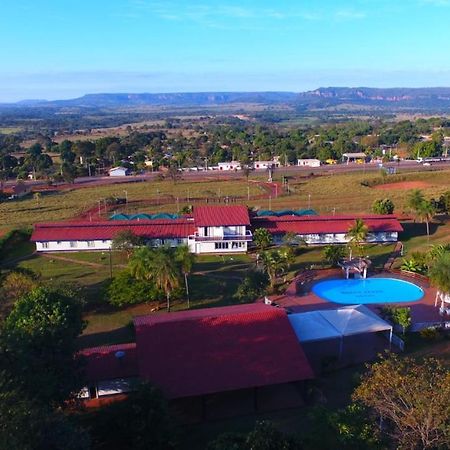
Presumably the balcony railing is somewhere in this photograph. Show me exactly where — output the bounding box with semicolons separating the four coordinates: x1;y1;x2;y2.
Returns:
188;230;253;242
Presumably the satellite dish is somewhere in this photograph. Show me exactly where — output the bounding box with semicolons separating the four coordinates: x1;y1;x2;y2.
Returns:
115;350;126;359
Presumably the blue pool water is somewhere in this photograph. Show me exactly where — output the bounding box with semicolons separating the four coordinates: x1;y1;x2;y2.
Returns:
312;278;424;304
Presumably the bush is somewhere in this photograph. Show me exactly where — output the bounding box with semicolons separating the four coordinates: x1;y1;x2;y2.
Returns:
419;327;441;341
108;270;162;307
381;306;411;334
372;198;395;215
233;271;269;302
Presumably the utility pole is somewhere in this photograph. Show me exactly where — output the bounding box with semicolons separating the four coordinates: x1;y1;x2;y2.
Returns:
308;193;311;209
109;248;113;280
123;190;128;204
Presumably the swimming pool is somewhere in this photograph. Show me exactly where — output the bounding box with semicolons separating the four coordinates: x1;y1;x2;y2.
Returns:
312;278;424;305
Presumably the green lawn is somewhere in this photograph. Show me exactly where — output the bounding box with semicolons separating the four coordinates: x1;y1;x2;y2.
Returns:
5;241;397;348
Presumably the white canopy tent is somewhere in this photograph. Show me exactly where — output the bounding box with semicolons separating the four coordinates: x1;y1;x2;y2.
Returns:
288;305;393;359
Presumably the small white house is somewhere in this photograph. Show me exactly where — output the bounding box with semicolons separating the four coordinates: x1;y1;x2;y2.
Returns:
253;160;281;170
109;166;131;177
218;161;242;171
297;159;321;168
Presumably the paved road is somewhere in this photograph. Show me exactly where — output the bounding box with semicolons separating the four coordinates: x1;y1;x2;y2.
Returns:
3;160;450;189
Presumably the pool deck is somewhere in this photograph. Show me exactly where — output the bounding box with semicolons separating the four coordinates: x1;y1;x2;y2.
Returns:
264;269;450;330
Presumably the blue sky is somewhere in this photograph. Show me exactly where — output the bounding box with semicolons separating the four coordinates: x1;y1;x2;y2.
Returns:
1;0;450;101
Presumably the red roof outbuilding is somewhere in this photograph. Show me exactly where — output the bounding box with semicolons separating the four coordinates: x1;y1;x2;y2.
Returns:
133;304;314;399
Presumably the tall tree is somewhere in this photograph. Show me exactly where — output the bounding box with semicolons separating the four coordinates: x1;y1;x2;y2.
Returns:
260;250;289;289
416;200;435;237
175;244;195;308
346;219;369;259
428;252;450;297
0;286;85;405
353;354;450;450
0;389;90;450
323;245;346;267
88;383;176;450
129;247;180;311
253;228;273;252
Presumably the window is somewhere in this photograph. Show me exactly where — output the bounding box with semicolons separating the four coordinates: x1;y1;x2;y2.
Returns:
42;242;49;249
214;242;229;250
70;241;78;248
87;241;95;248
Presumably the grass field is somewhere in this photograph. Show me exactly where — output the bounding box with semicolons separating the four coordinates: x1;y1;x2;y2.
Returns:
0;127;22;134
0;178;264;229
2;169;449;231
248;169;450;214
7;250;254;346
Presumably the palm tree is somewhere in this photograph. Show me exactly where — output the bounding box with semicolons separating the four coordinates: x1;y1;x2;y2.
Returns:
175;244;195;308
407;189;425;216
429;253;450;303
427;244;450;266
416;200;435;238
346;219;369;259
129;246;180;311
129;247;154;281
323;245;346;267
253;228;273;252
260;250;288;289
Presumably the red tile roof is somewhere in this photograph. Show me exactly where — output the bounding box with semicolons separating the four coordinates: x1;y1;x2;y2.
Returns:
79;343;138;382
134;304;313;399
31;219;196;242
252;214;403;235
194;205;250;227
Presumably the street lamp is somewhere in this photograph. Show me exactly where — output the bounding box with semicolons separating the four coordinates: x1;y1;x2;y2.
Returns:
308;193;311;209
123;190;128;204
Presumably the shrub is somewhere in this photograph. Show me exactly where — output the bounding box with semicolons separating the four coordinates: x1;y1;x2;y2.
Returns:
419;327;441;341
323;245;346;267
233;271;269;302
108;270;162;307
372;198;395;215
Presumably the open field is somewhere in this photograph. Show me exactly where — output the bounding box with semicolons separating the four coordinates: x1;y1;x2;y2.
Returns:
247;169;450;214
0;126;22;134
0;178;264;229
1;169;449;231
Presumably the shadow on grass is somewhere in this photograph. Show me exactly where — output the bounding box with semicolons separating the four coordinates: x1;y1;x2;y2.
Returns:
78;325;135;348
400;221;443;241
